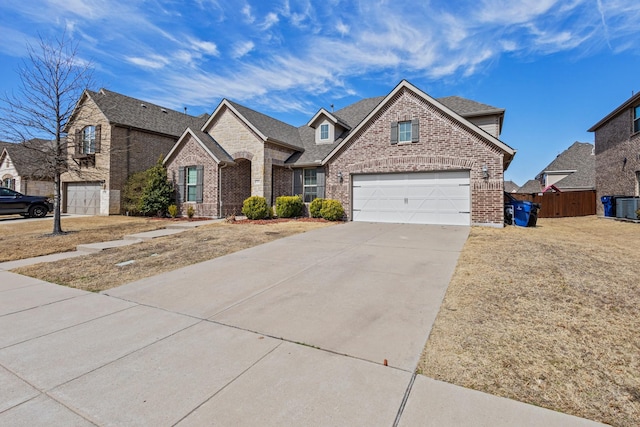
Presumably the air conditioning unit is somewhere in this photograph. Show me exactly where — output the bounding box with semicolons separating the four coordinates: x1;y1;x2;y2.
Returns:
615;198;640;220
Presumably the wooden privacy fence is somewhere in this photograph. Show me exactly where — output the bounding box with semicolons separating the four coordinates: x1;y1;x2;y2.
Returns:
511;190;596;218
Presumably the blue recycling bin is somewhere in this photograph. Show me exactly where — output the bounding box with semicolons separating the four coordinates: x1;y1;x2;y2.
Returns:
601;196;614;217
512;200;535;227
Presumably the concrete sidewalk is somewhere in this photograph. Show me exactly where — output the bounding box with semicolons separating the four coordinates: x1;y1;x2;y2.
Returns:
0;223;607;426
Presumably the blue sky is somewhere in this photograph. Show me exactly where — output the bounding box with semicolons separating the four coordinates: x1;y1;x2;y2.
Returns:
1;0;639;185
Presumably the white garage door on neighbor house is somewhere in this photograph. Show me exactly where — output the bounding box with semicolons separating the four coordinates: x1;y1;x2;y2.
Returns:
352;171;471;225
66;182;101;215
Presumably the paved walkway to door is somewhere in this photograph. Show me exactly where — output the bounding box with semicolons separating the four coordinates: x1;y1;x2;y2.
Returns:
0;223;605;426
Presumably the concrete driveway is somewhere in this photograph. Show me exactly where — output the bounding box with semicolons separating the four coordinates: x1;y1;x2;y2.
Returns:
0;222;605;426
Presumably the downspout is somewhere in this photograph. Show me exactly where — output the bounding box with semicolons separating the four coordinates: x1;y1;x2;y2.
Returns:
218;161;229;218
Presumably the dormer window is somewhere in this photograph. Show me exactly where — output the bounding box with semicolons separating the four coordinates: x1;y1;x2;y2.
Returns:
320;124;329;140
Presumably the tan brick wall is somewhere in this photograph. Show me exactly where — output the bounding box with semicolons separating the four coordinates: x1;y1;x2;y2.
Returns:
325;88;505;225
593;109;640;215
166;134;220;217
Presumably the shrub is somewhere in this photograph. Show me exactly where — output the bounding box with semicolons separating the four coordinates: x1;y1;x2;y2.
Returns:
186;205;195;219
140;157;174;217
242;196;270;220
320;199;345;221
168;204;178;218
309;198;324;218
276;195;304;218
122;170;149;215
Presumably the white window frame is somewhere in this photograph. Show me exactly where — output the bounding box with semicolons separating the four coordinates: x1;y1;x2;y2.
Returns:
2;177;14;190
82;126;96;154
320;124;329;140
303;168;317;203
186;166;198;202
398;121;412;143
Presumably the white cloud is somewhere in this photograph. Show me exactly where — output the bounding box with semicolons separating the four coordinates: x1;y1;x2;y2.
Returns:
241;4;255;23
232;41;255;59
260;12;279;30
126;55;169;69
189;39;219;56
335;21;349;36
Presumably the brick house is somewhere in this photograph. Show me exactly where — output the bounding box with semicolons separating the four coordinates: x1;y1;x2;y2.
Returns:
588;92;640;215
62;89;207;214
0;140;54;196
165;80;515;226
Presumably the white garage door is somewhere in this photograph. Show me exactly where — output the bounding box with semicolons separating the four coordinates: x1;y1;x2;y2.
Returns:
352;171;470;225
66;182;101;215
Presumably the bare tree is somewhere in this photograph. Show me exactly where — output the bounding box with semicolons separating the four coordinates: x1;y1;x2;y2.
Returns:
0;31;93;234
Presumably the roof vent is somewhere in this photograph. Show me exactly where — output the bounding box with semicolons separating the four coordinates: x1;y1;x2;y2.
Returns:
141;103;147;108
161;108;168;113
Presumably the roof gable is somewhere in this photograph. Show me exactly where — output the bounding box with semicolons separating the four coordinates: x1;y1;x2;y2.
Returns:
0;140;55;179
164;128;234;165
322;80;516;167
588;91;640;132
537;141;595;190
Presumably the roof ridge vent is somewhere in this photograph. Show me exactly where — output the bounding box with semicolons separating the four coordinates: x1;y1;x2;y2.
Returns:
161;108;168;113
141;103;147;108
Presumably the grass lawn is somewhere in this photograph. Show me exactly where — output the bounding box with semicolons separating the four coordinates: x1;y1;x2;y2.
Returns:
13;220;334;292
0;216;168;262
419;216;639;427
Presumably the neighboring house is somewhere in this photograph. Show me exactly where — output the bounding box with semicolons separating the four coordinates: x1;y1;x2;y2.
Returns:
165;80;515;226
588;92;640;215
515;179;542;194
62;89;207;215
535;142;595;191
0;140;54;196
504;180;519;193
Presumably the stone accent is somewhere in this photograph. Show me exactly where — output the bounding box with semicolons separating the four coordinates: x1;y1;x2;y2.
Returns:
593;108;640;215
325;88;505;225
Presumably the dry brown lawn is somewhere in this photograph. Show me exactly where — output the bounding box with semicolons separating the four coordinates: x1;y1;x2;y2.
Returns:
0;216;168;262
13;220;334;292
420;216;640;427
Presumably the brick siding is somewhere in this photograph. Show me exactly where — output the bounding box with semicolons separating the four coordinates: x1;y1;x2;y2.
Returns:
593;109;640;215
324;88;505;225
221;159;251;216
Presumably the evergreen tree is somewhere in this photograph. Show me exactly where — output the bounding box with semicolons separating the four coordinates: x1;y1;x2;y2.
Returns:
140;158;173;216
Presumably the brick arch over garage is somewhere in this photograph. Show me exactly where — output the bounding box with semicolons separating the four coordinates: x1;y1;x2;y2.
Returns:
220;158;251;216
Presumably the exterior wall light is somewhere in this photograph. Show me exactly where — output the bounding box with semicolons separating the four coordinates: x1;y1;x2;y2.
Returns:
482;164;489;179
337;171;343;183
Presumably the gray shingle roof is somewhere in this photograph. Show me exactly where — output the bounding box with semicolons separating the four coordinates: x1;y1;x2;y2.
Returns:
504;180;520;193
88;89;207;137
516;179;542;194
436;96;504;116
226;100;302;148
0;139;55;179
539;142;595;190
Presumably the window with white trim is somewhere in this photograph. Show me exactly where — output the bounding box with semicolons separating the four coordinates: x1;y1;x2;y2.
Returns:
82;126;96;154
2;177;15;190
398;121;412;142
186;166;198;202
320;124;329;140
634;106;640;133
303;168;317;202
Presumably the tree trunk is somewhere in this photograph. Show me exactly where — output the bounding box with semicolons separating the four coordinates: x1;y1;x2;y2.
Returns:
52;172;63;234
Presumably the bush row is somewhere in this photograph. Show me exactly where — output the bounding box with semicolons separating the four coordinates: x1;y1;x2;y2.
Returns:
241;196;344;221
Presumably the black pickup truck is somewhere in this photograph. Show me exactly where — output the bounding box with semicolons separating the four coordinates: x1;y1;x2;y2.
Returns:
0;187;53;218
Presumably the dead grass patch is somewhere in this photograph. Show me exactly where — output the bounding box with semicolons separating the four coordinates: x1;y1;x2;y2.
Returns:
13;220;334;292
419;216;640;427
0;216;168;262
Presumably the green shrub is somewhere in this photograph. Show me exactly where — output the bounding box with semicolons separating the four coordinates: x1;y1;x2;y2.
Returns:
242;196;270;220
309;198;324;218
140;157;174;217
122;170;149;215
276;195;304;218
186;205;195;219
320;199;345;221
168;204;179;218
